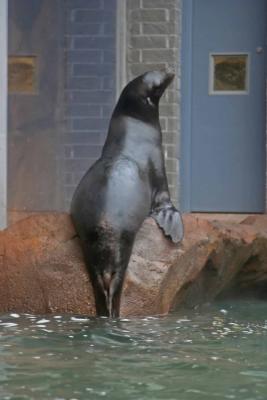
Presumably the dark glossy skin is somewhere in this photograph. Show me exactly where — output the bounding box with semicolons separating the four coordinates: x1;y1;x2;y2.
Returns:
71;70;183;317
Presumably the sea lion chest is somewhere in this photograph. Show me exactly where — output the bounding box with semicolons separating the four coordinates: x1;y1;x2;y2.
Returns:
71;116;163;236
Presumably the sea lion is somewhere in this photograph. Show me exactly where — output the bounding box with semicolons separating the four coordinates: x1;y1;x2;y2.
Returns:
71;69;183;317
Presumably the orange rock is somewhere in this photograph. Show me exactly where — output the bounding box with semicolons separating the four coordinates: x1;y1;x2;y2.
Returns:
0;213;266;316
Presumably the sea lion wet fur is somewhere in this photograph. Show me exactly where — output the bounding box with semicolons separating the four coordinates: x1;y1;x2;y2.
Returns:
71;70;183;317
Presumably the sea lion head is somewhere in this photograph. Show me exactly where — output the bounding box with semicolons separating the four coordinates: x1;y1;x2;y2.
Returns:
114;69;175;123
141;69;175;105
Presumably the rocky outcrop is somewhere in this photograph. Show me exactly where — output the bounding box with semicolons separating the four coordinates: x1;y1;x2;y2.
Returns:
0;213;266;316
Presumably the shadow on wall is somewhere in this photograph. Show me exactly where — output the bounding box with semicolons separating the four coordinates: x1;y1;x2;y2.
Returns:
8;0;117;223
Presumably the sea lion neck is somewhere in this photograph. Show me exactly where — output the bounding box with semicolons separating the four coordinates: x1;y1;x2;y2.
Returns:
112;97;160;127
102;114;162;161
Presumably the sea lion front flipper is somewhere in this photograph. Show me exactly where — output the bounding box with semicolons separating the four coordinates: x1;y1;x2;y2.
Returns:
151;204;184;243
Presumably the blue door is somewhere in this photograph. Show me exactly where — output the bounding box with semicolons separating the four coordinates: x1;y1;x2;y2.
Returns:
182;0;267;212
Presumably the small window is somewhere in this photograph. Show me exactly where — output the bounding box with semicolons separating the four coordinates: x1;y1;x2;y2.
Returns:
8;56;37;94
209;53;249;95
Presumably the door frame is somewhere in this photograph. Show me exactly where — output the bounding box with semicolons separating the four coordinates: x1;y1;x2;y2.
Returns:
0;0;7;228
180;0;267;213
181;0;194;212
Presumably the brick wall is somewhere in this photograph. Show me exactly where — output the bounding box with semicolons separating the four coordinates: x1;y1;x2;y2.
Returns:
126;0;182;206
62;0;182;210
63;0;117;210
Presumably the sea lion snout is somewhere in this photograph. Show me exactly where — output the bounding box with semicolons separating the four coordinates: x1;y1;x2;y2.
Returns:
164;68;175;83
164;67;175;83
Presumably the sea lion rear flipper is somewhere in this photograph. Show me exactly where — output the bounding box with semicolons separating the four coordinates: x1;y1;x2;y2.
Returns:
94;272;122;318
152;204;184;243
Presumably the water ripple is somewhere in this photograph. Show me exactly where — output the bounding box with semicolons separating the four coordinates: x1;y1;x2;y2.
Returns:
0;300;266;399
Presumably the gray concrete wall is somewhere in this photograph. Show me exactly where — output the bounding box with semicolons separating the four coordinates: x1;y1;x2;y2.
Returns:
126;0;182;206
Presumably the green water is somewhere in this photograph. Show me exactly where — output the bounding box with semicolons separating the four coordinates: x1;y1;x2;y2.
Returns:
0;301;266;400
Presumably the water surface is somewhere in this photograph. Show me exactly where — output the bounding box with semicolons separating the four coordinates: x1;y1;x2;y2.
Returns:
0;300;266;400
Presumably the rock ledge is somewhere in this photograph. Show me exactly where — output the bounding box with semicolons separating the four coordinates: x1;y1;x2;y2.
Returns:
0;213;266;316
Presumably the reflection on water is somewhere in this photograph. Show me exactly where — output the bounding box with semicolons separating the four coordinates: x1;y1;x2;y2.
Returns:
0;301;267;400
